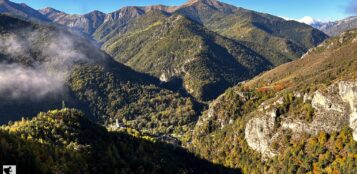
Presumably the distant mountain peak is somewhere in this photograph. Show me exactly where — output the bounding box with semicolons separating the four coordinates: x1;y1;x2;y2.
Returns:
39;7;66;15
116;6;145;15
143;5;177;13
187;0;218;3
120;6;144;11
88;10;104;14
84;10;105;17
178;0;236;14
184;0;221;6
316;16;357;36
0;0;50;22
107;6;145;19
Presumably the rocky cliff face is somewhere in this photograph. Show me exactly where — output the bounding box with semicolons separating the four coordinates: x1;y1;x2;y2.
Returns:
244;80;357;158
39;8;106;35
339;81;357;141
245;109;279;158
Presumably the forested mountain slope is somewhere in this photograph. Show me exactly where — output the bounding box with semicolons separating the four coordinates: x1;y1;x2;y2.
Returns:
0;108;241;174
0;14;198;139
175;0;328;65
97;0;328;100
187;29;357;173
2;1;354;173
103;11;272;101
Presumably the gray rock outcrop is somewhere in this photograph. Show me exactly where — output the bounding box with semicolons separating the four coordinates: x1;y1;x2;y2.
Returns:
244;80;357;158
245;109;278;158
338;81;357;141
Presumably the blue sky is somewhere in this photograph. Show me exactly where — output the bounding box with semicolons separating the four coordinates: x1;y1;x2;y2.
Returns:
12;0;355;21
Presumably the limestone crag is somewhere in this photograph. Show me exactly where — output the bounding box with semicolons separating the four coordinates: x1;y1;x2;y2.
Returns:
244;109;278;158
244;80;357;158
338;81;357;141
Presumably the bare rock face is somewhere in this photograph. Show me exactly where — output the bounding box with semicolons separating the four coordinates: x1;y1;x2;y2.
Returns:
338;81;357;141
245;109;278;158
312;91;344;112
307;86;349;133
244;80;357;159
282;82;353;135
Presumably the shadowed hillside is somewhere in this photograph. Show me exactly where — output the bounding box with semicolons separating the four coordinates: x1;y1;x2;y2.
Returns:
1;108;242;174
0;15;199;140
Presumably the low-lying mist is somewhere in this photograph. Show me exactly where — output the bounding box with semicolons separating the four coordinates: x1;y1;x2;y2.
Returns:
0;64;64;98
0;28;105;100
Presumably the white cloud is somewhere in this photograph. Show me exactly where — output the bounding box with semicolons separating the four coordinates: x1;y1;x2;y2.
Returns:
297;16;320;25
0;30;100;99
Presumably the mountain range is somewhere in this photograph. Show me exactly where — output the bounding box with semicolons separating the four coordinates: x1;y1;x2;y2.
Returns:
0;0;329;101
39;7;106;35
4;0;357;38
317;16;357;36
295;15;357;36
0;0;356;173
